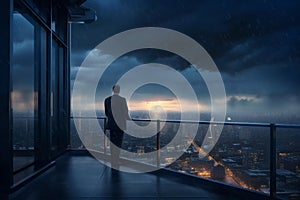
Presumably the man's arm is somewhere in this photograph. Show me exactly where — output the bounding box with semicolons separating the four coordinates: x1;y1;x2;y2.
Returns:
123;98;131;120
104;98;109;117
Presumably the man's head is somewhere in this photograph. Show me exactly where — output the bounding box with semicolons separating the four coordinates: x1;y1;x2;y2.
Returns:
112;84;120;94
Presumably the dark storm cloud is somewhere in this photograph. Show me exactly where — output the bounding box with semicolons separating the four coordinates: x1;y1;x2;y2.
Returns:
227;96;258;107
13;14;34;43
13;40;34;69
12;14;35;92
117;49;191;71
71;0;300;119
72;0;300;75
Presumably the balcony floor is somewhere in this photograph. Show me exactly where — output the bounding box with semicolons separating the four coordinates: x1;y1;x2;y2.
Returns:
10;153;267;200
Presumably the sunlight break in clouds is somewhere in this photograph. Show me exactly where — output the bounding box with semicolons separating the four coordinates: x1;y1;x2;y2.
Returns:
71;94;210;115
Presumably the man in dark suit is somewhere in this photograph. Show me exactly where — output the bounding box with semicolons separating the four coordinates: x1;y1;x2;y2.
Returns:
104;85;130;170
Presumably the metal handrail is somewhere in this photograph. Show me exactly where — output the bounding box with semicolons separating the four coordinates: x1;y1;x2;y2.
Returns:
71;116;300;128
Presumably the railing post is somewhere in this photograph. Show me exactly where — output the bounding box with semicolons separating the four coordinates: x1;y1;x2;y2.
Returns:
104;118;107;155
157;120;160;168
270;123;277;199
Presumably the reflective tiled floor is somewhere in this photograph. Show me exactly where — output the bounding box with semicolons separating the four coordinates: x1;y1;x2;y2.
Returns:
10;154;267;200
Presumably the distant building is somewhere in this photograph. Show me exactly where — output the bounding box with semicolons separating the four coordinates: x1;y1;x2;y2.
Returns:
276;169;300;191
240;169;268;190
278;152;300;173
189;157;214;170
242;147;266;169
211;164;225;180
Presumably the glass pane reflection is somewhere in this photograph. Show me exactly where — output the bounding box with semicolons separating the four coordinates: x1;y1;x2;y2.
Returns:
12;13;36;172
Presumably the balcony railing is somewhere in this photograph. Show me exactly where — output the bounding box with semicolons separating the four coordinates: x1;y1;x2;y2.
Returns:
70;116;300;200
12;117;36;173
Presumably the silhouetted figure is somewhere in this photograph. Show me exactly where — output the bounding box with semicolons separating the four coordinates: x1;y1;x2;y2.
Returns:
104;85;130;170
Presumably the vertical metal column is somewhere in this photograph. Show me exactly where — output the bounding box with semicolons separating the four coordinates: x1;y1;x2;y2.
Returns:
66;22;71;149
270;123;277;199
34;21;42;167
0;0;13;196
47;0;53;159
156;120;161;168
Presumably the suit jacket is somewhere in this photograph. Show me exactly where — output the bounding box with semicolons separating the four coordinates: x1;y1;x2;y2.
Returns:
104;94;130;131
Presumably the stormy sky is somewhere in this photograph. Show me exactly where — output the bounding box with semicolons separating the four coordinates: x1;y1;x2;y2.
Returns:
12;0;300;122
70;0;300;122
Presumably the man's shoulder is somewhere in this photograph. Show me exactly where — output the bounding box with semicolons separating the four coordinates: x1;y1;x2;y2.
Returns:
112;94;125;100
105;96;111;102
119;96;127;103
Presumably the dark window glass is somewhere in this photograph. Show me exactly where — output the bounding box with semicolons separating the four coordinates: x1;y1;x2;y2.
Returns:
12;12;36;173
50;40;60;153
